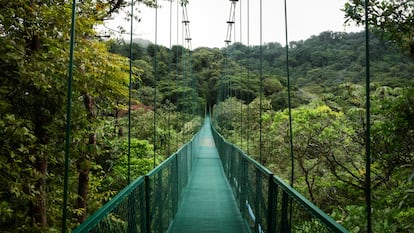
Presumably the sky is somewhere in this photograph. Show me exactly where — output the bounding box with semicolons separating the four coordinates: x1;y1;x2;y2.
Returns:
102;0;362;49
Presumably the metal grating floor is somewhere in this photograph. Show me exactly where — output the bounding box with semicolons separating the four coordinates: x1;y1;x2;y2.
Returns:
169;122;248;233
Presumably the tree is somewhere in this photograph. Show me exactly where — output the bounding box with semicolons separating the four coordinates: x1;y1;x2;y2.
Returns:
344;0;414;57
0;0;154;230
0;1;74;230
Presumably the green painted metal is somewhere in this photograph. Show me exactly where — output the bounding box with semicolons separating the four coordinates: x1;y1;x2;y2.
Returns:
169;117;248;233
73;117;349;233
283;0;295;188
72;127;200;233
153;0;158;169
62;1;77;232
211;123;350;233
128;0;134;185
72;177;146;233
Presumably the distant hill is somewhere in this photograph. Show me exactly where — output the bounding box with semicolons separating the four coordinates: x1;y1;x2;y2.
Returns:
223;31;414;90
132;38;152;47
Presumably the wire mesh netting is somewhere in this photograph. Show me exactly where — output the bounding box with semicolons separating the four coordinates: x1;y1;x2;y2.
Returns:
211;124;349;233
73;118;349;233
72;129;199;233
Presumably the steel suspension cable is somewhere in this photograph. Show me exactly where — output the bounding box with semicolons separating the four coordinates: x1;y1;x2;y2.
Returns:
167;0;173;155
181;7;187;142
259;0;263;164
128;0;135;184
183;6;194;123
180;6;186;144
246;0;250;154
239;0;243;146
176;0;180;147
181;3;193;142
62;1;77;232
153;0;158;168
284;1;294;230
224;2;237;135
364;1;372;232
225;0;238;132
284;0;294;187
190;51;195;116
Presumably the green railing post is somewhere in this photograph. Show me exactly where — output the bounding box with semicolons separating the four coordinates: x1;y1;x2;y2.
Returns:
157;172;163;232
238;155;242;209
140;185;147;233
239;157;246;215
145;175;151;233
267;174;276;233
172;154;179;217
254;169;262;231
274;182;279;232
281;192;291;233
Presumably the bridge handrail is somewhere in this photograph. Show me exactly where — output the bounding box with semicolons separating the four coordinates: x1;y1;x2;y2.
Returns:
210;123;349;233
72;127;202;233
72;176;145;233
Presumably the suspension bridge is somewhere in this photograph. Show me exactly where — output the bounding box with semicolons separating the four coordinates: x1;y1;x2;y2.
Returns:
61;0;374;232
72;117;348;233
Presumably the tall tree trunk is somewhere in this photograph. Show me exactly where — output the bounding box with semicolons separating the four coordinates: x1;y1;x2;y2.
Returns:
77;93;96;223
34;155;48;227
76;152;91;223
33;105;48;228
29;0;46;226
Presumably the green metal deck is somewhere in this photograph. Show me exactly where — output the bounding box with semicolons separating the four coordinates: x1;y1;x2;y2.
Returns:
169;120;248;233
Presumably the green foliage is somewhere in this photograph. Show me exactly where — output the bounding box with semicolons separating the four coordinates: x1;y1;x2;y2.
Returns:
214;82;414;232
292;219;329;233
344;0;414;57
110;139;155;189
0;0;189;231
1;0;413;230
224;31;414;96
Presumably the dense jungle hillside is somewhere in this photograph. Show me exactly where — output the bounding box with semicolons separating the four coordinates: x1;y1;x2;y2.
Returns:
111;30;414;110
106;30;414;232
1;0;413;231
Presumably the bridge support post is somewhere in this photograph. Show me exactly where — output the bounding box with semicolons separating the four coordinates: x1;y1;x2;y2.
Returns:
157;172;163;232
239;157;246;215
172;154;179;217
145;175;151;233
254;169;262;232
267;174;276;233
281;192;291;233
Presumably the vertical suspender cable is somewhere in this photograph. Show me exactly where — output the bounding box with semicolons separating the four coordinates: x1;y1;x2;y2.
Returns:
62;1;76;232
181;4;193;142
284;1;294;230
184;6;193;118
153;0;158;168
181;5;187;143
246;0;250;154
167;0;173;155
259;0;263;164
239;0;243;146
364;1;372;233
230;2;234;124
181;7;186;142
190;51;195;116
284;0;294;187
128;0;134;185
176;0;180;147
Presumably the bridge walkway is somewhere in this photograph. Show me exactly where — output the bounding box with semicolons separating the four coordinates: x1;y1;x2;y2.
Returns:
169;119;248;233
